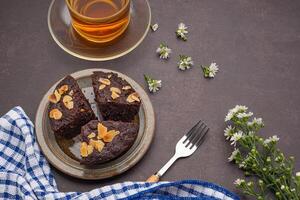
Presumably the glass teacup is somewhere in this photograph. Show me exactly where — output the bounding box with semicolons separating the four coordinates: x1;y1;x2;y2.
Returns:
65;0;131;45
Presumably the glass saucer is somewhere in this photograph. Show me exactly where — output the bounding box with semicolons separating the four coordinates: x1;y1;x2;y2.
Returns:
47;0;151;61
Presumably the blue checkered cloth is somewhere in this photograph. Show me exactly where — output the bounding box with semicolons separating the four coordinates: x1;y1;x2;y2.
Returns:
0;107;239;200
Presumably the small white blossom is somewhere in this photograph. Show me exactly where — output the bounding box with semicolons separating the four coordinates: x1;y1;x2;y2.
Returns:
144;74;162;93
176;23;188;41
202;63;219;78
234;179;245;186
156;43;171;59
236;112;253;119
230;131;243;146
225;111;235;122
178;55;193;70
233;105;248;112
151;23;159;32
264;135;279;145
247;117;263;126
239;162;245;169
228;149;240;162
225;105;248;122
281;185;285;190
224;125;234;140
248;131;255;136
296;172;300;177
247;182;253;187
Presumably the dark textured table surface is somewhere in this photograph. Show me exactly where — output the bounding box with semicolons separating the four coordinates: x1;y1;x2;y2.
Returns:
1;0;300;198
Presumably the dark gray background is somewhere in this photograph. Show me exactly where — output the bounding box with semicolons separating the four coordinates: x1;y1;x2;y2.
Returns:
1;0;300;198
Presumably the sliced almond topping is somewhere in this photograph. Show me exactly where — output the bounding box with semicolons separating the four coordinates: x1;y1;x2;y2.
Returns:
110;87;121;94
127;92;140;103
62;101;73;110
48;90;61;103
99;84;106;90
63;95;74;109
88;132;96;139
97;123;107;139
111;91;120;99
49;109;62;120
99;78;111;86
80;109;85;112
87;144;94;155
126;96;135;103
122;86;131;90
58;85;69;95
103;130;120;143
90;139;105;152
68;90;74;96
48;94;56;103
108;74;112;78
80;142;88;157
63;95;72;102
131;93;140;102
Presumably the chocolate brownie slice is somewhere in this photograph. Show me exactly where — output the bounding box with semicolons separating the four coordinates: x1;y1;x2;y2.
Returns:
80;120;139;165
92;72;141;122
48;75;96;138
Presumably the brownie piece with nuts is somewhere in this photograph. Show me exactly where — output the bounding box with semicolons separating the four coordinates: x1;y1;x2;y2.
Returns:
48;75;96;138
80;120;139;165
92;72;141;122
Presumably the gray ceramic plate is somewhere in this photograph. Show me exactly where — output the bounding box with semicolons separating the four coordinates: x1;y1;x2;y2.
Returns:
35;69;155;180
47;0;151;61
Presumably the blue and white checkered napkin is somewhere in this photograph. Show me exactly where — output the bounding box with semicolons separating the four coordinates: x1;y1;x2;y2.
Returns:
0;107;239;200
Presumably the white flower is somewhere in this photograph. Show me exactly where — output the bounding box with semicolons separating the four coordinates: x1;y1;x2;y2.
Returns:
225;105;248;122
233;105;248;112
224;125;234;140
202;63;219;78
253;117;263;125
178;55;193;70
236;112;253;119
228;149;239;162
208;63;219;77
156;43;171;59
144;75;162;93
225;111;235;122
247;182;253;187
230;131;243;146
280;185;285;190
234;178;245;186
149;80;162;93
248;131;255;136
296;172;300;177
176;23;188;41
239;162;245;169
151;23;159;32
247;117;263;126
264;135;280;145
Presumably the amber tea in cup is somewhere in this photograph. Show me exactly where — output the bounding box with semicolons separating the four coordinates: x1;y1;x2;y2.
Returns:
65;0;131;45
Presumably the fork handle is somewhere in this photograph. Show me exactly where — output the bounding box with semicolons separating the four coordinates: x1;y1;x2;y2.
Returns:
146;154;179;182
146;174;160;182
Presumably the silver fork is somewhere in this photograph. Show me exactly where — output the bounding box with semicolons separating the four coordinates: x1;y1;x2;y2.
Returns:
146;120;209;182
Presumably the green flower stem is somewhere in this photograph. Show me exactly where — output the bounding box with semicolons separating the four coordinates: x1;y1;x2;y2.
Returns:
225;105;300;199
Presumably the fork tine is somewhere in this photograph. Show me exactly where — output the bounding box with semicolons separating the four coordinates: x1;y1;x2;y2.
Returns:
194;126;209;148
186;122;205;147
183;120;203;143
188;125;206;148
186;122;206;148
